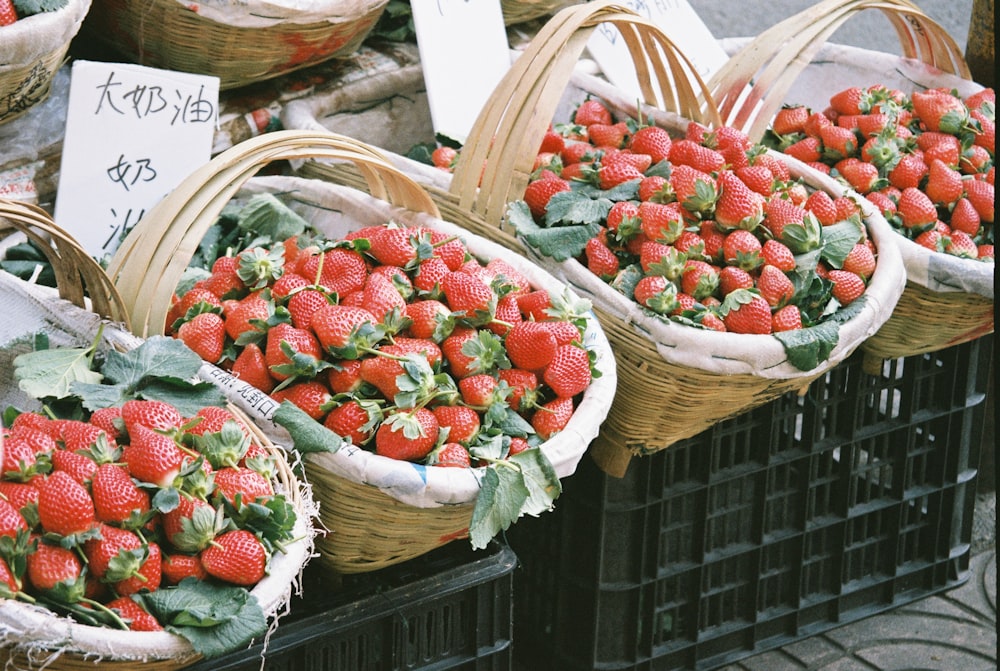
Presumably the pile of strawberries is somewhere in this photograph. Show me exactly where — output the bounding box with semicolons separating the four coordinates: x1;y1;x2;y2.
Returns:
166;221;598;465
0;399;291;632
503;99;878;337
768;85;994;261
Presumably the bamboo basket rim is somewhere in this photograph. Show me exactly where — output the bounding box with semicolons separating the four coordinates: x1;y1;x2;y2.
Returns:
0;203;315;668
706;0;972;140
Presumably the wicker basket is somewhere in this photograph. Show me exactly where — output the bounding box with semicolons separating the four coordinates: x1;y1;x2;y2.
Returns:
501;0;567;25
285;1;906;477
104;130;617;574
82;0;389;90
0;199;315;669
0;0;90;125
707;0;993;367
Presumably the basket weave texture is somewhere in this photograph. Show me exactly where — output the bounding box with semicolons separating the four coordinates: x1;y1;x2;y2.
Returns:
104;130;617;574
82;0;388;90
284;1;906;477
708;0;993;364
0;199;315;669
0;0;91;125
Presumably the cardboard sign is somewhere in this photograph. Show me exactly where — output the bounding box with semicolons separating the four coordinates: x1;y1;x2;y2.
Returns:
54;61;219;259
410;0;510;144
586;0;729;101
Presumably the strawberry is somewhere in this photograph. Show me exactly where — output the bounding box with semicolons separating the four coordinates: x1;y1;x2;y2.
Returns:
760;239;796;272
431;405;481;445
37;471;96;538
923;158;965;206
887;153;929;191
113;541;162;597
458;374;501;408
914;229;945;252
756;265;795;308
543;343;592;398
161;553;209;585
669;139;725;174
633;275;677;314
361;271;408;323
772;105;809;136
944;230;979;258
309;304;379;354
1;434;48;481
0;481;39;513
122;424;188;488
721;229;762;273
0;0;18;25
949;197;982;235
539;125;566;154
841;243;877;280
497;368;540;413
505;321;558;371
441;327;481;379
441;271;496;325
699;221;727;263
963;179;994;223
531;397;574;440
584;235;620;279
82;523;140;578
26;541;86;600
629;125;672;163
51;449;98;485
680;260;720;300
714;170;765;230
324;400;379;446
574;99;612;126
121;399;183;434
637;175;669;203
161;494;220;552
300;248;368;296
177;311;226;363
669;164;717;216
828;269;866;305
896;187;938;229
866;191;898;217
638;201;685;244
771;304;803;332
201;529;267;586
431;146;457;171
271;380;332;421
375;408;439;462
91;463;152;528
721;292;772;334
427;442;471;468
598;158;644;189
89;406;123;441
264;323;322;381
834;158;883;194
0;498;27;540
107;596;164;631
911;89;971;134
213;467;274;509
324;359;364;395
56;420;114;453
588;122;629;149
830;87;867;116
784;136;822;163
819;124;858;160
734;165;775;197
367;227;421;268
515;290;552;321
231;342;275;394
719;265;755;296
403;299;454;342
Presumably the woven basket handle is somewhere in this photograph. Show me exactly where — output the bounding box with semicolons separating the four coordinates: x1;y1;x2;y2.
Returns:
707;0;972;140
106;130;442;338
449;0;722;231
0;198;131;328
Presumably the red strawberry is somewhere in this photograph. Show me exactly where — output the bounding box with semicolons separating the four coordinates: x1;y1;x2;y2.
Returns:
629;125;672;163
300;248;368;296
585;235;620;279
264;323;322;381
122;424;188;488
842;243;877;280
538;125;566;154
921;159;964;206
914;229;945;252
0;498;27;540
405;299;455;341
505;321;558;371
375;408;439;462
441;327;481;379
543;344;592;398
637;175;669;203
670;139;725;174
784;136;823;164
161;553;209;585
113;541;162;596
1;434;47;481
0;481;39;513
721;229;763;270
428;442;471;468
835;158;883;194
772;304;803;332
574;99;612;126
441;271;496;324
897;187;938;228
670;164;718;216
722;292;772;334
51;449;98;485
756;265;795;308
0;0;18;25
633;275;677;314
598;158;644;189
121;399;183;434
912;89;970;134
82;524;141;579
37;471;96;538
324;400;379;446
719;265;755;297
680;260;720;300
515;290;553;321
638;201;685;244
362;271;408;324
309;304;378;353
760;239;797;272
819;124;858;160
177;312;225;363
830;87;867;116
772;105;809;136
431;405;481;445
231;342;275;394
458;374;501;408
950;197;982;235
588;122;629;149
713;170;765;231
887;153;929;191
326;358;365;394
213;467;274;509
91;463;152;527
107;596;164;631
201;529;268;586
90;407;123;440
531;397;575;440
963;179;994;223
498;368;540;412
271;380;332;421
828;269;866;305
161;495;221;552
945;230;979;258
26;542;85;598
734;165;775;197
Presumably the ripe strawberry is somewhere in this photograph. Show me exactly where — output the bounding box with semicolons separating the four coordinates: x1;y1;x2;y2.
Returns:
1;434;47;481
505;321;558;371
37;471;96;538
431;146;457;171
830;87;866;116
230;342;275;394
722;292;772;334
375;408;439;462
26;541;85;599
89;406;123;441
784;136;822;163
177;311;225;363
531;397;575;440
719;265;755;296
886;152;928;191
598;158;644;189
121;399;183;434
213;467;274;509
543;344;592;398
0;498;27;541
431;405;481;445
897;187;938;229
0;0;19;25
458;374;501;408
629;125;672;163
633;275;677;313
428;442;471;468
271;380;332;421
772;304;803;332
714;170;765;230
588;122;629;149
0;481;39;513
441;271;496;324
51;449;98;485
309;304;378;354
201;529;267;586
835;158;883;194
842;243;877;280
161;494;220;552
828;269;866;305
819;124;858;160
107;596;164;631
772;105;809;136
669;164;717;216
362;271;408;323
498;368;540;412
161;553;209;585
680;260;720;300
92;463;152;527
300;248;368;296
912;89;970;134
721;228;762;270
584;235;620;279
756;265;795;308
914;229;945;252
113;541;162;596
264;323;322;381
963;179;994;223
760;239;796;272
574;99;612;126
866;191;898;217
638;201;685;244
945;230;979;258
949;197;981;235
122;424;188;488
921;158;965;206
324;400;379;446
734;165;775;197
670;139;726;174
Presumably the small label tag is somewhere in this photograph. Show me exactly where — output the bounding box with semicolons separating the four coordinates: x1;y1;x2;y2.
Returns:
54;61;219;259
410;0;511;144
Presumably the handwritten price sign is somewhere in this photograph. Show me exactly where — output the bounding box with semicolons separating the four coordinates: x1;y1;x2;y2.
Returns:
54;61;219;259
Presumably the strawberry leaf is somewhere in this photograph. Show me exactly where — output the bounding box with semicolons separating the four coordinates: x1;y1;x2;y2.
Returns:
818;220;864;269
272;401;341;454
544;189;614;226
509;448;560;516
235;193;308;241
136;578;266;659
468;466;529;550
14;346;103;400
773;296;866;370
507;201;601;262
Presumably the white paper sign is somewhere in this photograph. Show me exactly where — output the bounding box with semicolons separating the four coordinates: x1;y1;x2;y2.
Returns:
410;0;510;144
54;61;219;259
586;0;729;101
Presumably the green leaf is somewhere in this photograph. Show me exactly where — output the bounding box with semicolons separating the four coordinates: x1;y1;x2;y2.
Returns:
236;193;308;241
272;401;341;454
100;336;204;389
14;347;102;400
137;579;266;659
490;407;535;438
138;380;228;417
509;449;560;516
544;191;613;227
818;220;864;269
508;208;602;262
772;297;865;370
468;466;529;550
12;0;68;15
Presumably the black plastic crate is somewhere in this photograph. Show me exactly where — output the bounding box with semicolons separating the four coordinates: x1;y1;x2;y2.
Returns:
508;338;991;671
186;540;516;671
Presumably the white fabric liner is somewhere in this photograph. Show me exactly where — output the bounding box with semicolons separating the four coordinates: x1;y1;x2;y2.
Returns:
203;175;618;509
0;0;91;68
0;272;314;665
